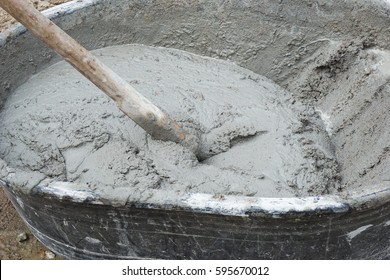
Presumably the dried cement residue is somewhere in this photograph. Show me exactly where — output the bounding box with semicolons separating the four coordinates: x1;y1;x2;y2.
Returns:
286;39;390;192
0;45;341;203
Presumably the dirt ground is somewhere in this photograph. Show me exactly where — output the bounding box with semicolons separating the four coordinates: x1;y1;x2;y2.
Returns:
0;188;62;259
0;0;69;31
0;0;70;260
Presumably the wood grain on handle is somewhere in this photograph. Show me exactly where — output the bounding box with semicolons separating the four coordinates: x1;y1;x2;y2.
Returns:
0;0;200;153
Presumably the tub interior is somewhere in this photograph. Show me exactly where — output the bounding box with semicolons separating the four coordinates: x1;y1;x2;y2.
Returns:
1;0;390;201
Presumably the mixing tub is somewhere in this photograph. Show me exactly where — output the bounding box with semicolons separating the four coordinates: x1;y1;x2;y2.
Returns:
1;0;389;259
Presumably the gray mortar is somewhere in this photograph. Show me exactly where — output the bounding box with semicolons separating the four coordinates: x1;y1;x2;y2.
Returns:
0;45;340;201
288;41;390;193
0;0;389;204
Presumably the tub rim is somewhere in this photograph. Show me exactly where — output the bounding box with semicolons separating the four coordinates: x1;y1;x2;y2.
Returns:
2;179;390;218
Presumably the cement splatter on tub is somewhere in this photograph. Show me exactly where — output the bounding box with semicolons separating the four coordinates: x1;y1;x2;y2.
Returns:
0;45;340;203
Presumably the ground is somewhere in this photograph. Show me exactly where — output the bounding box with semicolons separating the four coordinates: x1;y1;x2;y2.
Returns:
0;0;69;31
0;188;61;259
0;0;70;260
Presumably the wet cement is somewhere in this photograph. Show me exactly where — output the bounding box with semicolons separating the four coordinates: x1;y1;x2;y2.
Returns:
0;45;342;201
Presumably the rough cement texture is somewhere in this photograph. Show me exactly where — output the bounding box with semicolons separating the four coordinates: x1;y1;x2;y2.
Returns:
286;40;390;194
0;45;340;202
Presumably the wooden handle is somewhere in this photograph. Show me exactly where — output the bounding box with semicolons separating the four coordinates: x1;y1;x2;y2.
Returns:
0;0;200;153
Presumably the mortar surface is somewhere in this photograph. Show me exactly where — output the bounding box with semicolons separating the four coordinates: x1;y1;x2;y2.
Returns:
0;45;340;203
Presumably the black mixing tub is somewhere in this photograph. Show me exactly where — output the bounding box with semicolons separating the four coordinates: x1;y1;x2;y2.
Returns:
1;0;389;259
